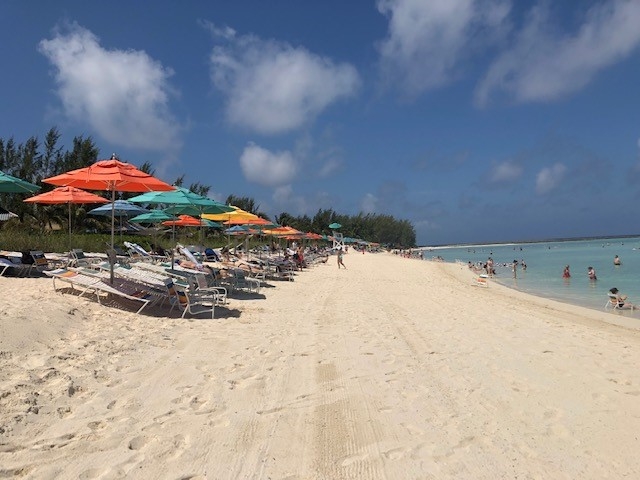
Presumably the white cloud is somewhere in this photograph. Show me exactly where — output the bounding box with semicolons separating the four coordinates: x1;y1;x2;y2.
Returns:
318;158;342;178
39;23;181;151
377;0;510;96
207;23;360;134
239;143;297;187
489;160;523;183
475;0;640;106
361;193;378;213
536;163;567;195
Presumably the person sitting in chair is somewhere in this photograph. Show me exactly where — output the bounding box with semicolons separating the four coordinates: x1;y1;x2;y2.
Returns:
608;287;636;309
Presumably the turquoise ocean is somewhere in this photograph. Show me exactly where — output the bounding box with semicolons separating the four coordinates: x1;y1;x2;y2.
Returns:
421;236;640;317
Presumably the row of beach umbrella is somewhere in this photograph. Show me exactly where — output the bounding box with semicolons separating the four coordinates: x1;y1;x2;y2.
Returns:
2;160;345;253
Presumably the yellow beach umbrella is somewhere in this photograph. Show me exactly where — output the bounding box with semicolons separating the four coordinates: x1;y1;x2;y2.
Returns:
202;206;252;222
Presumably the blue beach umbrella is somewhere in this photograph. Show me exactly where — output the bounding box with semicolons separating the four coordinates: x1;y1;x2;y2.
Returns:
88;200;150;237
88;199;149;217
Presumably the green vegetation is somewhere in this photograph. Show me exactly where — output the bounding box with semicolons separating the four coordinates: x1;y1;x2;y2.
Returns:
1;128;417;250
274;209;416;248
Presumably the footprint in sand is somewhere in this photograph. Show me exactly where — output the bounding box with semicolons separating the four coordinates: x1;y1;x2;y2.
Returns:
161;434;189;461
382;447;408;460
87;421;106;431
79;467;109;479
400;423;425;437
128;435;150;450
340;452;370;467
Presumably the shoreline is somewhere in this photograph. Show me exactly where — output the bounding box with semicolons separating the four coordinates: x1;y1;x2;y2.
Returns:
2;251;640;478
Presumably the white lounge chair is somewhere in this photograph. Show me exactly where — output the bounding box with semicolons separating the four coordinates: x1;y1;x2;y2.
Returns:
163;278;218;319
0;257;29;277
45;268;154;314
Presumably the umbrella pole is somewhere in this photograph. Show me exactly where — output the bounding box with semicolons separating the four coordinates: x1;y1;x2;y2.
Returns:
110;189;116;284
110;190;116;249
68;203;72;251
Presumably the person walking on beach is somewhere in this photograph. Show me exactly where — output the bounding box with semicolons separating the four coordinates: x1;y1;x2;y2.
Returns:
588;266;597;281
562;265;571;278
337;247;346;269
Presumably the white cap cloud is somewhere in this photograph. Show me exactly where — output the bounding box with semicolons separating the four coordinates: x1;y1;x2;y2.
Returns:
475;0;640;106
239;143;297;187
377;0;510;96
207;23;360;134
39;23;181;151
536;163;567;195
488;160;523;184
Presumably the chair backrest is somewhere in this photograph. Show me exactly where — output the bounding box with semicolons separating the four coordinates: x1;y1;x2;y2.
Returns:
163;278;188;308
71;249;86;260
30;251;49;268
195;273;209;290
177;243;200;263
125;241;150;257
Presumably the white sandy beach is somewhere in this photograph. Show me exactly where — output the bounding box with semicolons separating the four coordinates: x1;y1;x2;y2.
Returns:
2;251;640;479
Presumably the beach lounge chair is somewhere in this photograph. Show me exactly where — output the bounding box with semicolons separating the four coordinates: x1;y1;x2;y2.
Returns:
605;293;634;310
45;268;154;314
229;267;261;294
193;273;228;306
68;249;101;268
0;257;30;277
474;274;489;287
163;278;217;319
124;241;158;263
28;250;51;276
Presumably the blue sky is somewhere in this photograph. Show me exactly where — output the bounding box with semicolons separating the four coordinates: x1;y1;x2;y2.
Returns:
2;0;640;246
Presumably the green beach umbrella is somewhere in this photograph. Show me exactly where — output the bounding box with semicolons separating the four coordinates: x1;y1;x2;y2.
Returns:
0;171;41;193
129;210;175;224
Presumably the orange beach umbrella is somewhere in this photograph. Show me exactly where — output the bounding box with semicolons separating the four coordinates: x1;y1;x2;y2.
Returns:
24;186;109;246
162;215;205;227
43;155;174;249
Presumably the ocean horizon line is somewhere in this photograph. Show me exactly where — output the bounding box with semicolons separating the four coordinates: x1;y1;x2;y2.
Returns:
419;233;640;250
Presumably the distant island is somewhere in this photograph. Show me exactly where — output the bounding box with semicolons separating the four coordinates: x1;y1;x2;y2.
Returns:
421;234;640;249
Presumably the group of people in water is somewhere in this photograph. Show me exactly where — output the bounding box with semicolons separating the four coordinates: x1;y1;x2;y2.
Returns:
467;257;527;277
562;255;623;281
563;255;636;309
564;265;598;280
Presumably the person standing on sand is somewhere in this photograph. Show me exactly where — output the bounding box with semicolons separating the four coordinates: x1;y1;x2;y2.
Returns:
337;248;346;269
